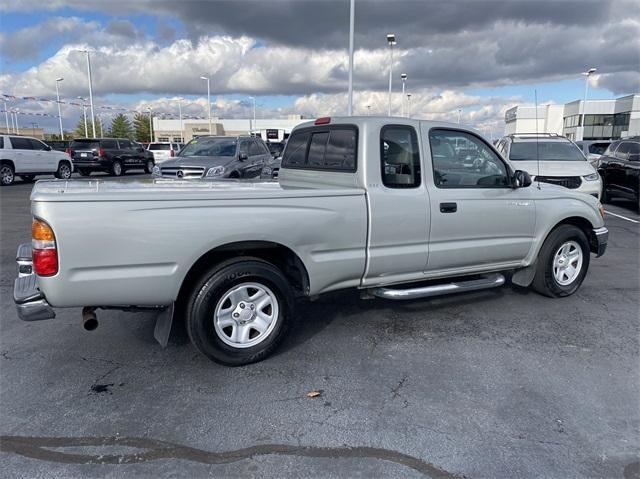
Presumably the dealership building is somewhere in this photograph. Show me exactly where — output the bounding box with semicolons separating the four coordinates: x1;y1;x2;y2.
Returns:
504;94;639;140
152;115;308;143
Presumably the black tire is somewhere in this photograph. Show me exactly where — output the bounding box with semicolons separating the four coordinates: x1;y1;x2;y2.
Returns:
531;224;590;298
0;163;15;186
186;257;294;366
111;160;123;177
144;159;155;174
228;171;240;179
78;169;91;177
55;161;72;179
20;175;35;183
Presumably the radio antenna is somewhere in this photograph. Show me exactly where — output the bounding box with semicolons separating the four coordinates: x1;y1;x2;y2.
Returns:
534;89;541;189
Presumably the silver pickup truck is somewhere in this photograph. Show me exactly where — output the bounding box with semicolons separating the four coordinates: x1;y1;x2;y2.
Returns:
14;117;608;366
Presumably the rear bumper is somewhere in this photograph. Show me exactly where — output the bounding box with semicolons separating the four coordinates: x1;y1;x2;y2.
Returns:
590;227;608;257
73;158;111;170
13;243;55;321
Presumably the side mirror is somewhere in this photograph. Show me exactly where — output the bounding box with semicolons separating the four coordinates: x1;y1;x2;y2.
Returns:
513;170;532;188
239;153;248;161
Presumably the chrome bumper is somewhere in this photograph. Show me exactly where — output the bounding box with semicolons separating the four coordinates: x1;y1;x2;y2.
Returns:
13;243;55;321
591;227;609;258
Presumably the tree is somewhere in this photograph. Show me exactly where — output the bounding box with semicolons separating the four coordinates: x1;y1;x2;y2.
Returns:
133;112;151;142
74;111;103;138
108;113;133;139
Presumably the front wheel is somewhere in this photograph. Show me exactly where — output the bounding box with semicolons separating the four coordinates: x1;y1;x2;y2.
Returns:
186;257;294;366
55;162;72;179
0;164;15;186
111;160;123;177
531;225;590;298
144;159;155;174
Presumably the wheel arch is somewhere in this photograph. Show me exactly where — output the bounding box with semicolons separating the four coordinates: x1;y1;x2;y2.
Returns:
0;159;15;170
175;240;310;317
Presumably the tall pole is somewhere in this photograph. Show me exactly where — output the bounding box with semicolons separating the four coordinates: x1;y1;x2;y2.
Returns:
14;111;19;134
84;51;97;138
401;74;407;117
3;102;9;133
386;34;396;116
457;108;461;124
406;94;411;118
581;67;596;141
79;100;88;137
98;115;104;137
201;76;211;135
178;99;184;143
148;108;153;142
347;0;355;116
55;77;64;139
9;109;15;133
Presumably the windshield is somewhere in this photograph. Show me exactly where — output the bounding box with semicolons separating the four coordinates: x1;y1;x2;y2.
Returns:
179;138;237;157
509;141;585;161
149;143;170;150
70;140;100;150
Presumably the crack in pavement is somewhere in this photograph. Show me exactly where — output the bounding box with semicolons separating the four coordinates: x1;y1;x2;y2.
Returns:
0;435;463;478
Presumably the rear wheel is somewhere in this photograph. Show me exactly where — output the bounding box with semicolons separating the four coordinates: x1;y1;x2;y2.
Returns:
532;225;590;298
0;163;15;186
111;160;123;177
186;257;294;366
55;162;72;179
144;159;155;174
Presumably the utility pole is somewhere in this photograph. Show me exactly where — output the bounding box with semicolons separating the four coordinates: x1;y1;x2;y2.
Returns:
148;107;153;142
200;76;212;135
55;77;64;139
178;98;184;143
83;50;97;138
406;94;411;118
581;67;597;141
78;97;88;137
3;102;9;133
347;0;355;116
401;73;407;117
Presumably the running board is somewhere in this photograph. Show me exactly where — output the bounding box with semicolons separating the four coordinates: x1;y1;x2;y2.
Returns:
370;273;506;300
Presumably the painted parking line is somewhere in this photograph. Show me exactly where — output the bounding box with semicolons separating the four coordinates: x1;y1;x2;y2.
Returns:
605;210;639;224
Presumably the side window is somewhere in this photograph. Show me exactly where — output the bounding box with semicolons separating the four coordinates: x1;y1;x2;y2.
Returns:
102;139;117;149
324;129;357;170
307;132;329;167
429;129;509;188
10;137;32;150
29;139;48;150
239;141;249;157
259;141;270;155
281;132;310;168
380;125;421;188
603;142;617;157
249;141;263;156
118;139;132;149
616;142;640;161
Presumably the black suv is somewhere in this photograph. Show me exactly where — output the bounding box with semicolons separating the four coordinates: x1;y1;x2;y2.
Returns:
44;140;72;154
598;137;640;207
70;138;155;176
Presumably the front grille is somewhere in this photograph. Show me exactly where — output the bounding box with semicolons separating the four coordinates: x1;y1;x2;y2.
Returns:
160;166;205;179
535;176;582;189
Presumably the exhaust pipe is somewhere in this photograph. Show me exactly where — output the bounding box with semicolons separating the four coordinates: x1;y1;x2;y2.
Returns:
82;307;98;331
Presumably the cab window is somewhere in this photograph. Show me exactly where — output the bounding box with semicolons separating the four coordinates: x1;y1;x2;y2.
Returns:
380;125;421;188
429;129;509;188
10;137;32;150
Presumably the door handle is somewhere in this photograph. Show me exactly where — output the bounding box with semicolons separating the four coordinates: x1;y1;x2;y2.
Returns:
440;202;457;213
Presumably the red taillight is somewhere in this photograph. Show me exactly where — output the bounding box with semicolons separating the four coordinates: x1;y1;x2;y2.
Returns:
32;218;58;276
65;147;72;156
314;117;331;125
98;148;105;157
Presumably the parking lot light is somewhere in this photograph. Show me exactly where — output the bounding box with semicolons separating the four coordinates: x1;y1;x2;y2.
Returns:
200;76;212;135
249;96;256;134
55;78;64;140
401;73;407;117
347;0;355;116
406;93;411;118
3;101;9;133
77;97;88;137
457;108;462;124
581;67;597;141
387;33;396;116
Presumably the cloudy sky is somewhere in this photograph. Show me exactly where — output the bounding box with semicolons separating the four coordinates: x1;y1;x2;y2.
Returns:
1;0;638;136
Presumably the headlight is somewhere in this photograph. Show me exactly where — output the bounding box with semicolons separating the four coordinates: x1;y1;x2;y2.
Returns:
152;165;161;176
206;166;225;177
583;173;599;181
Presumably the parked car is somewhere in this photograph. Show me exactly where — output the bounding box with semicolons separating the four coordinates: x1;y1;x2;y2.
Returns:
153;136;271;179
496;133;602;199
147;142;181;163
575;140;612;168
0;135;73;186
597;137;640;206
14;117;608;366
70;138;155;176
44;140;72;154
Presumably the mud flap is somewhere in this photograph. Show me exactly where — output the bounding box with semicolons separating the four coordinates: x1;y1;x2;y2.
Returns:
511;262;537;287
153;303;174;348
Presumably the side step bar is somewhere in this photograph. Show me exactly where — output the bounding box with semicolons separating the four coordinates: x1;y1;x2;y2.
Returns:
370;273;506;300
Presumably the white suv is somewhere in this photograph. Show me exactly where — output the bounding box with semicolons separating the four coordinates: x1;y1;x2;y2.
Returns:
1;135;73;186
147;142;181;163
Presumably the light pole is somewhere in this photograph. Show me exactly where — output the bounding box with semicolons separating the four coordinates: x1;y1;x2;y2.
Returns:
457;108;462;124
581;67;597;141
347;0;355;116
406;93;411;118
55;77;64;139
177;98;184;143
386;33;396;116
78;97;88;137
14;110;19;134
249;96;256;135
81;50;97;138
3;101;9;133
200;76;212;135
9;109;15;133
148;107;153;142
366;105;371;115
97;115;104;137
400;73;407;117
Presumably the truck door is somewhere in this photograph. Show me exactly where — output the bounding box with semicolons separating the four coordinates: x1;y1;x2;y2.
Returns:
423;127;536;272
363;124;431;286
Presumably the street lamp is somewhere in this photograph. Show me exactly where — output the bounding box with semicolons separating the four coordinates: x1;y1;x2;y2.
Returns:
13;109;19;134
400;73;407;117
148;107;153;142
581;67;597;141
77;96;88;137
249;96;256;135
79;50;97;138
9;108;15;133
55;77;64;139
386;33;396;116
3;101;9;133
457;108;462;124
177;98;184;143
200;76;212;135
347;0;355;116
406;93;412;118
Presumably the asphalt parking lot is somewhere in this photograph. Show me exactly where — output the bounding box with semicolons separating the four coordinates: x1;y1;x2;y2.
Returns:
1;176;639;478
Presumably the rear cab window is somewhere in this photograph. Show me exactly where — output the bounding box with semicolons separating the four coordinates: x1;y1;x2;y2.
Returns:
71;140;100;150
149;143;170;150
281;125;357;172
